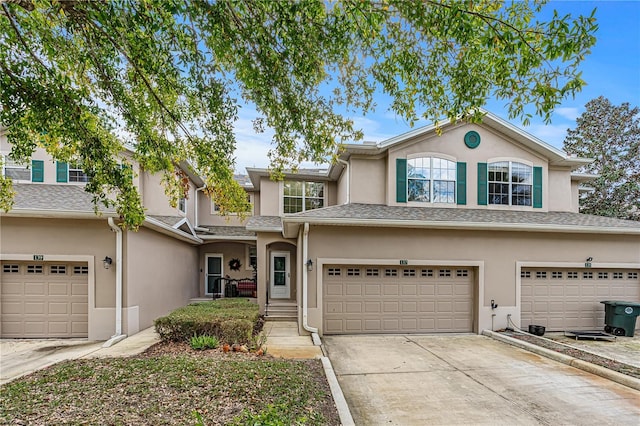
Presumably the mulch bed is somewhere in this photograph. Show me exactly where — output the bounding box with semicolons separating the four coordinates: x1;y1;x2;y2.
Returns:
500;331;640;379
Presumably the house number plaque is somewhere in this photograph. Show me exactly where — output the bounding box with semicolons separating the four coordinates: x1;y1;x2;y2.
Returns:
399;260;408;265
33;254;44;261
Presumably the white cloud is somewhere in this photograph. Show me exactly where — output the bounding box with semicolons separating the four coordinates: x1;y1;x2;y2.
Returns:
554;107;581;121
526;123;570;150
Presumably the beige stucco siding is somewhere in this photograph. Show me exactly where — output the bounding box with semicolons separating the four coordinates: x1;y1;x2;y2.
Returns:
303;225;640;334
387;123;550;210
548;168;573;212
140;170;192;219
259;178;280;215
349;157;386;204
124;227;198;334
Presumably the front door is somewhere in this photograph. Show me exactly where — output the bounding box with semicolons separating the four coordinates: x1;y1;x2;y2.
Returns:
270;251;290;299
205;254;223;296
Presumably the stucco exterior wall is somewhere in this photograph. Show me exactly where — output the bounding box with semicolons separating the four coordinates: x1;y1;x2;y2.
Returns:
259;178;280;216
349;156;386;204
548;168;573;212
303;225;640;334
125;227;198;334
0;217;117;340
140;170;193;219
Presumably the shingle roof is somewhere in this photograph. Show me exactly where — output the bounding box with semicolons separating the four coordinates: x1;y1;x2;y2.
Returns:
287;203;640;231
10;183;116;213
147;215;184;227
196;225;256;238
246;216;282;231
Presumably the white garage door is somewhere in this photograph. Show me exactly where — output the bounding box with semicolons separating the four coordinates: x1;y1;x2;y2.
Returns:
521;268;640;332
323;265;474;334
1;261;89;338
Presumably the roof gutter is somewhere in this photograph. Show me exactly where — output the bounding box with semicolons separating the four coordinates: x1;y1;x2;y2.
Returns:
283;217;640;236
103;218;127;347
3;209;118;219
302;223;321;344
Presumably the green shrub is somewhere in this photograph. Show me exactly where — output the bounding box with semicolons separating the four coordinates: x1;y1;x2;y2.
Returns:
190;335;219;350
155;299;261;344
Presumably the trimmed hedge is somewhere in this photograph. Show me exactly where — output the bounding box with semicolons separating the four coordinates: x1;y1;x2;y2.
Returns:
154;299;261;344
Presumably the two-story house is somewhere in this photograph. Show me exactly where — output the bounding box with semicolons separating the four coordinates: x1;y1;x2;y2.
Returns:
2;111;639;342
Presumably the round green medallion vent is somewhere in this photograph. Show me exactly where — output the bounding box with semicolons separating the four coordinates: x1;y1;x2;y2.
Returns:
464;131;481;149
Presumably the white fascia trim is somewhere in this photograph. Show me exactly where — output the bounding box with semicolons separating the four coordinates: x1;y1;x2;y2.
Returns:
246;227;283;233
199;235;257;241
173;217;199;239
144;217;203;244
2;209;118;219
283;217;640;235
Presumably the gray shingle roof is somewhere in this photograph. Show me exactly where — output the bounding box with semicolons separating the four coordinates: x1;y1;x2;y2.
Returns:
197;225;256;238
10;183;116;213
246;216;282;231
147;215;184;227
287;203;640;231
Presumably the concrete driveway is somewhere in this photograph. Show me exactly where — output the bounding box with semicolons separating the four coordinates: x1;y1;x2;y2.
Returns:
323;334;640;426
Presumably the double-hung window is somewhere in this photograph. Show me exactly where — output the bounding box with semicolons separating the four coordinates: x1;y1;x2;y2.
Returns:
2;155;31;181
488;161;532;206
407;157;456;203
283;181;324;213
68;164;88;183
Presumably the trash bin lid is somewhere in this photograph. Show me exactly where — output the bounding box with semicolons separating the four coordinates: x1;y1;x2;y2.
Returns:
600;300;640;307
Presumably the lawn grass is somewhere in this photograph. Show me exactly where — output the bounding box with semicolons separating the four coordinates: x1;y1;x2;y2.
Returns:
0;351;339;425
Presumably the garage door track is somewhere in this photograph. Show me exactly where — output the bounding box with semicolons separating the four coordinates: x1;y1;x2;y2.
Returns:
324;334;640;425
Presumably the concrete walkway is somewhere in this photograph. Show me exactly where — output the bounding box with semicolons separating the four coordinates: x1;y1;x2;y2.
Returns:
1;328;161;384
262;321;322;359
324;334;640;426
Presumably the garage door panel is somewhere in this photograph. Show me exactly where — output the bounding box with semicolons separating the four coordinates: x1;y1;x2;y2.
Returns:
383;285;399;296
419;285;435;296
324;264;474;334
1;261;89;338
382;302;398;313
364;284;381;296
25;283;45;296
522;268;640;332
49;283;70;296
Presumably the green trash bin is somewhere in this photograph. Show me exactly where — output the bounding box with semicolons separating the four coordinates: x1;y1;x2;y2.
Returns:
600;301;640;337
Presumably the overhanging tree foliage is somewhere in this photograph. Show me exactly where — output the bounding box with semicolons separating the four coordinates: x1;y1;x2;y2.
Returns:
0;0;597;228
563;97;640;221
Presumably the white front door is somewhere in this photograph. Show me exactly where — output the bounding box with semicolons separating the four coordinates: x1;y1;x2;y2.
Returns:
270;251;290;299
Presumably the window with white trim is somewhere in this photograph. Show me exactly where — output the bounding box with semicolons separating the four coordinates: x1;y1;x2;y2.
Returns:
567;271;578;279
74;266;89;275
2;155;30;181
598;272;609;279
629;272;638;279
178;197;186;214
551;271;562;279
283;181;324;214
613;272;623;279
583;271;593;279
69;164;88;183
407;157;456;203
347;268;360;276
328;268;341;276
536;271;547;279
521;270;531;278
246;246;257;270
456;269;469;277
50;265;67;274
439;269;452;277
385;269;398;277
27;265;43;274
488;161;532;206
403;269;416;277
421;269;434;277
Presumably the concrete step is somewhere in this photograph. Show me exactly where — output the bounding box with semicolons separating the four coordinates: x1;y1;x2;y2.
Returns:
265;314;298;321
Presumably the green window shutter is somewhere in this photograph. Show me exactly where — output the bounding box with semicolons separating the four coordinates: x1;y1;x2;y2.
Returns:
533;166;543;208
477;162;487;206
456;162;467;205
56;161;68;182
31;160;44;182
396;158;407;203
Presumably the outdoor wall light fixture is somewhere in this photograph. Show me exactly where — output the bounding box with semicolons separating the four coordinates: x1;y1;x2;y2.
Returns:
306;259;313;272
103;256;113;269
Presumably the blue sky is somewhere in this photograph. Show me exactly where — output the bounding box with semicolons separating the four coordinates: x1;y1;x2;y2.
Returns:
233;1;640;172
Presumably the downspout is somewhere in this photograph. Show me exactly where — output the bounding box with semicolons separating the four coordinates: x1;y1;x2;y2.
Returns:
103;217;127;347
336;158;350;204
302;223;321;345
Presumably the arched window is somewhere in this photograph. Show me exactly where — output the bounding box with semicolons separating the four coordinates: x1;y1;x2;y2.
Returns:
488;161;532;206
407;157;456;203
